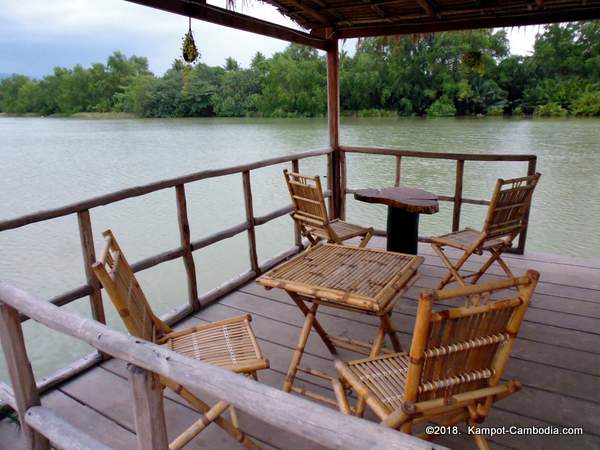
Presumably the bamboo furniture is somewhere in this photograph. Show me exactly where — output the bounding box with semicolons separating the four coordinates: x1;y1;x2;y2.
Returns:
92;230;269;450
431;173;541;289
257;243;423;404
354;186;439;254
333;271;539;449
284;169;373;247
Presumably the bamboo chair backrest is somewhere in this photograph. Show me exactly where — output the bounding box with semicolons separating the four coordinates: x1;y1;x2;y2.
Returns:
283;170;330;230
483;173;541;243
405;272;538;404
92;230;171;342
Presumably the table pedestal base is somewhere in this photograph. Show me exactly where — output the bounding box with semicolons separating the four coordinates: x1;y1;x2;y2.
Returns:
387;207;419;254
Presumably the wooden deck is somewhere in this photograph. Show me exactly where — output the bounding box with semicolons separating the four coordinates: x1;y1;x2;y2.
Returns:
2;237;599;450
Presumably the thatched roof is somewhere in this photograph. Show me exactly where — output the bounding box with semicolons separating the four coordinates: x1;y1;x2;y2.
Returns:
127;0;600;47
265;0;600;38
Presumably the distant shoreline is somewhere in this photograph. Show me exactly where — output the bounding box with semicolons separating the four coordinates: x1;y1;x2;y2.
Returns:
1;111;598;120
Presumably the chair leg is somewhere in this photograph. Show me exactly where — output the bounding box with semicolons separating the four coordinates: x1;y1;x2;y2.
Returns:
431;244;470;289
469;422;491;450
358;229;373;248
332;379;352;415
229;405;239;429
169;400;231;450
163;380;260;450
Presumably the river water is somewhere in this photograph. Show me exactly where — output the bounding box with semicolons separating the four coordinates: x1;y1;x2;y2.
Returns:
0;116;598;381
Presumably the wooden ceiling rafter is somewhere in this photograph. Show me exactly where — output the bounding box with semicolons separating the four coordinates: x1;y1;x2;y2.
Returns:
125;0;600;44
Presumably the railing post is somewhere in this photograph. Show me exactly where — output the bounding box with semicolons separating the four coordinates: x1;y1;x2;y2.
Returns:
127;364;169;450
242;171;259;274
452;160;465;232
291;159;302;248
394;156;402;187
0;302;50;450
327;37;342;220
77;209;106;324
175;184;200;312
516;157;537;255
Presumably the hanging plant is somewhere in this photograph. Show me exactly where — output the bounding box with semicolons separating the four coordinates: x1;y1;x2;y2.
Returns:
182;18;199;64
462;51;484;73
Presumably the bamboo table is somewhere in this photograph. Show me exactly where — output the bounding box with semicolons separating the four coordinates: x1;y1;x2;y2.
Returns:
354;186;439;254
256;243;423;403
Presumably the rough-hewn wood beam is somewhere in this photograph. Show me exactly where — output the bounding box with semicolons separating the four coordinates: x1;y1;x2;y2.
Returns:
335;7;600;38
415;0;436;17
124;0;328;50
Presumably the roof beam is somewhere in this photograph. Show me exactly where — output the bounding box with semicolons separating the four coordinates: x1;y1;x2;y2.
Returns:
124;0;328;50
335;6;600;39
415;0;437;17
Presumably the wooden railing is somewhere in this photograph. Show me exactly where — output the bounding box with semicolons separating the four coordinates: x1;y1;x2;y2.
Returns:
0;283;443;450
339;146;537;254
0;147;332;397
0;144;538;447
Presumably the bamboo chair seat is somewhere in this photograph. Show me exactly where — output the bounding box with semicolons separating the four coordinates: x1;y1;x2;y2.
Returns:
431;228;508;252
333;273;539;450
307;218;371;242
431;173;541;289
284;170;373;247
92;230;267;450
160;317;268;374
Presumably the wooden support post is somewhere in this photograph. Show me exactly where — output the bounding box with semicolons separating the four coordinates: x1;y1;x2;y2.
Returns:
327;37;342;220
127;364;169;450
395;156;402;187
0;303;50;450
452;160;465;232
77;209;106;324
242;171;259;274
292;159;302;248
175;184;200;311
516;158;537;255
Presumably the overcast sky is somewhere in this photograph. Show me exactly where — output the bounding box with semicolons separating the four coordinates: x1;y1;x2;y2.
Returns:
0;0;542;78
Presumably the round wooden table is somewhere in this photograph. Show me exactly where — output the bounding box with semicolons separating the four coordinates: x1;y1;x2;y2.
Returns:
354;186;439;254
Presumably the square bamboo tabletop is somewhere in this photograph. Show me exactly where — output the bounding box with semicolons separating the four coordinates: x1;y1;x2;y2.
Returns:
257;243;423;313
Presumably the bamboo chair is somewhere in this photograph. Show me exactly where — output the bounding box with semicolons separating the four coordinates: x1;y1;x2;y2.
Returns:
283;169;373;247
92;230;269;450
431;173;541;289
333;272;539;449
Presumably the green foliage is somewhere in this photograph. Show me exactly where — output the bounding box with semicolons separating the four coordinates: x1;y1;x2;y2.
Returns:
427;96;456;116
534;102;568;117
572;90;600;116
1;21;599;118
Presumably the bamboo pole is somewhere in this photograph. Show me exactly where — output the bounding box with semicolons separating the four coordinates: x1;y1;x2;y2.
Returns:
0;303;50;450
292;159;302;248
515;157;537;255
452;159;464;232
77;209;106;324
127;364;169;450
175;184;200;311
242;171;259;274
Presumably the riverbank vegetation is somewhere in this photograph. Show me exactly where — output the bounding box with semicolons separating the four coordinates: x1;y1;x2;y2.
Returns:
1;21;598;118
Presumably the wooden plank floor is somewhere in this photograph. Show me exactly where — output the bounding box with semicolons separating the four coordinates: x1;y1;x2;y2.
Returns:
1;238;599;449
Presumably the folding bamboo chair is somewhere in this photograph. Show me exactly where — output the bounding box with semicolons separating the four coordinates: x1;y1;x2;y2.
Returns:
333;272;539;449
92;230;269;450
283;169;373;247
431;173;541;289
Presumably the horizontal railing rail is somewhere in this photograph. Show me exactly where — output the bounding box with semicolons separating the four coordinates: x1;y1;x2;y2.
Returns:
0;282;445;450
340;146;537;254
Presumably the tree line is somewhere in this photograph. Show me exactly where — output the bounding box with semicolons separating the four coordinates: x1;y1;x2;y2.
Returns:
1;21;599;118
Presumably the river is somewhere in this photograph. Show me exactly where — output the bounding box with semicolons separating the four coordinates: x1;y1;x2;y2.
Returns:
0;116;598;381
